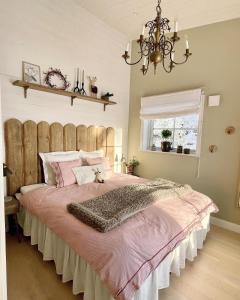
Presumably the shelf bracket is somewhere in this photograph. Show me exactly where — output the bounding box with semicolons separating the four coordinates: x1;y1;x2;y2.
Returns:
71;96;76;106
104;103;108;111
24;86;29;99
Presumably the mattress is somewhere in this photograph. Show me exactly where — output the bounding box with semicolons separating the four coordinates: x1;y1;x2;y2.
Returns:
18;206;211;300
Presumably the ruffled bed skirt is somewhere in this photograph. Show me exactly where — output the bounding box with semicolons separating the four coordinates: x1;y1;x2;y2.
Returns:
18;208;210;300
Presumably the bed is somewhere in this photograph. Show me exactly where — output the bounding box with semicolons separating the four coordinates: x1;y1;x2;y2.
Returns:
5;119;218;300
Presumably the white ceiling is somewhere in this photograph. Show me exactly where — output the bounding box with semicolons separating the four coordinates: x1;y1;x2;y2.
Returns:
77;0;240;39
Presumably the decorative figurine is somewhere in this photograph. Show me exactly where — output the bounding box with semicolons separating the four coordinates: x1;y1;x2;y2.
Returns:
101;92;114;101
88;76;98;98
93;168;104;183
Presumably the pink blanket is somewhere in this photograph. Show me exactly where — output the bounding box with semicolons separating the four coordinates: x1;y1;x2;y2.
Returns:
20;174;218;300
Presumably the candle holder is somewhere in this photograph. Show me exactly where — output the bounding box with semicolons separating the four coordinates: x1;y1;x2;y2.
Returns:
122;51;130;60
185;49;192;58
169;60;175;71
171;32;180;43
137;34;144;44
141;65;147;75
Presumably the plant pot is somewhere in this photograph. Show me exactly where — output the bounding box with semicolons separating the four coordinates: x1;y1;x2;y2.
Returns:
161;141;171;152
127;165;134;175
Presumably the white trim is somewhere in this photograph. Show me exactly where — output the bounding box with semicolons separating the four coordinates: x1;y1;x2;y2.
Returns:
211;216;240;234
139;150;199;158
0;82;7;300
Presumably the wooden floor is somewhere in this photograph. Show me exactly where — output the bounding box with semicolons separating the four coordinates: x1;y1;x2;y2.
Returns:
6;225;240;300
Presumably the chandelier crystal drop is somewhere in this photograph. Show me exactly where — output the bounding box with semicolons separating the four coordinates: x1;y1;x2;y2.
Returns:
122;0;192;75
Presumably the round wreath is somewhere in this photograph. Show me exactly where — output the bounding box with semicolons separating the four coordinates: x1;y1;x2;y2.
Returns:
44;68;70;90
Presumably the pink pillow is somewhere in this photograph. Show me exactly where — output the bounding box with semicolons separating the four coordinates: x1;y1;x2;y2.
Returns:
85;157;108;166
50;159;83;188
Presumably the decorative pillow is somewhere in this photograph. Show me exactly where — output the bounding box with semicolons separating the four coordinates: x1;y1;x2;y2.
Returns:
39;151;80;185
85;156;109;166
73;164;108;186
50;159;83;188
79;149;104;159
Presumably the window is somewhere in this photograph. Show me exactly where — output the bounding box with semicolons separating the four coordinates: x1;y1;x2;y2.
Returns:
140;89;204;156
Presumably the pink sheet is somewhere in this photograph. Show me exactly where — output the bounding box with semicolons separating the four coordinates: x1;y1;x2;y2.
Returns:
20;174;218;300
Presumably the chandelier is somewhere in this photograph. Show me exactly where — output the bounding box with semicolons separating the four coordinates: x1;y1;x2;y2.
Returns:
122;0;192;75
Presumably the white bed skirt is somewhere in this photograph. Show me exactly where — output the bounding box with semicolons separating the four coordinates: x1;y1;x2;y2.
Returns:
18;209;210;300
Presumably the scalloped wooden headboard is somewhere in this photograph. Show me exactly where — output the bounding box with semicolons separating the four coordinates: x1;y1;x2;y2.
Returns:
4;119;115;195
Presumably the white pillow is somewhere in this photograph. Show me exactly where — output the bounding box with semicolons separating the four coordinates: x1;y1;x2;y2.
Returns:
20;183;47;194
79;149;104;158
39;151;80;185
15;183;47;201
73;164;107;185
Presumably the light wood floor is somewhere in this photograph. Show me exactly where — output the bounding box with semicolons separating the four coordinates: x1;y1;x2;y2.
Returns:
6;225;240;300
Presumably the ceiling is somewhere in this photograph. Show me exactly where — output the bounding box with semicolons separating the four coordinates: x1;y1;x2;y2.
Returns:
77;0;240;39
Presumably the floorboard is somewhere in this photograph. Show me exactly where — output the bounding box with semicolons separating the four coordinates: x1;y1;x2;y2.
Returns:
6;225;240;300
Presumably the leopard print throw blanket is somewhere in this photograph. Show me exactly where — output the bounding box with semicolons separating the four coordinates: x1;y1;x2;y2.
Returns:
67;179;192;232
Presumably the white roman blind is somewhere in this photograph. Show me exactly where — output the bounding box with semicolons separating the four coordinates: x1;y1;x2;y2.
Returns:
140;89;203;120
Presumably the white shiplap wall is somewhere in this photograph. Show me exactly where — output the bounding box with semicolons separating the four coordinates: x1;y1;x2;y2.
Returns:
0;0;130;156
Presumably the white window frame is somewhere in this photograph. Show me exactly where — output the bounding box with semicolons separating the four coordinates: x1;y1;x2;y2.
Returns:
140;93;205;157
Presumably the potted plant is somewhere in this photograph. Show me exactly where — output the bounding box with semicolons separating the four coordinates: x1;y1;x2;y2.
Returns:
125;157;139;175
161;129;172;152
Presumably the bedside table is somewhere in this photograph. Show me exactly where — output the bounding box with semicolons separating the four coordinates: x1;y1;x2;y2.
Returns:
5;196;21;242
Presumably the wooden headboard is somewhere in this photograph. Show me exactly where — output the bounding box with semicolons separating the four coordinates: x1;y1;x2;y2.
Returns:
4;119;115;195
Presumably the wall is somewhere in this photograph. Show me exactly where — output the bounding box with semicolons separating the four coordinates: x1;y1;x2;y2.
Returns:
128;18;240;225
0;0;130;157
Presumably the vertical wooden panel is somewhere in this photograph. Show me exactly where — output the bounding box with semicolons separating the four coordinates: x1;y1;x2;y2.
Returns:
77;125;87;151
5;119;23;195
106;127;115;167
97;127;107;156
50;123;63;151
87;126;97;151
37;121;50;182
23;120;38;186
64;124;76;151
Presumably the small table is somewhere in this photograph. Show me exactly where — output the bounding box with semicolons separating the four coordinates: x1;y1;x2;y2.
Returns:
5;197;21;242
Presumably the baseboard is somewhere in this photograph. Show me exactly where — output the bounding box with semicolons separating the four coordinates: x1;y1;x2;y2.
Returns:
211;216;240;234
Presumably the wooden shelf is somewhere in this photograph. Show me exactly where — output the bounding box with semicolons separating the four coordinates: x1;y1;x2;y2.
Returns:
12;80;117;111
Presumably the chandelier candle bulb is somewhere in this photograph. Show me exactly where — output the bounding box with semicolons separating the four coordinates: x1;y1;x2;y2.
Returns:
186;39;189;49
174;20;178;32
142;25;145;36
143;57;147;66
171;52;175;61
126;43;130;53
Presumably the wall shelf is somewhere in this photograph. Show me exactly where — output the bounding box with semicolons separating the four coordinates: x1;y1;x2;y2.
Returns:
12;80;117;111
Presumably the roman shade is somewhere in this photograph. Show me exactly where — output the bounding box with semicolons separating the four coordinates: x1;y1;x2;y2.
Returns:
140;89;203;120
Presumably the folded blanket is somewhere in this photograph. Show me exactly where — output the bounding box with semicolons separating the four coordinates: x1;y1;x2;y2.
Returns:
67;179;191;232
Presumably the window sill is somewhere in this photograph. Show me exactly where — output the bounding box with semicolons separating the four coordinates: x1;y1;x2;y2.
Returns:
140;149;199;158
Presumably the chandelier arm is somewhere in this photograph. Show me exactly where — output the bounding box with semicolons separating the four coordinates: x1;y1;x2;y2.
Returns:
172;55;190;66
162;57;172;73
124;55;144;66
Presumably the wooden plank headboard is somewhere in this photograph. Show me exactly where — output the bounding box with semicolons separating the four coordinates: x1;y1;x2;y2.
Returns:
4;119;115;195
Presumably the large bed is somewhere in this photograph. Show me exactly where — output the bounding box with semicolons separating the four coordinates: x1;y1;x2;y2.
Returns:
5;119;218;300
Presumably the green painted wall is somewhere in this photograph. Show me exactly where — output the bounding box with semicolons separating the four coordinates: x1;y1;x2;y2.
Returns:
128;18;240;225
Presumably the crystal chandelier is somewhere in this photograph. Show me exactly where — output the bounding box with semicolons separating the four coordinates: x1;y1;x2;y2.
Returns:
122;0;192;75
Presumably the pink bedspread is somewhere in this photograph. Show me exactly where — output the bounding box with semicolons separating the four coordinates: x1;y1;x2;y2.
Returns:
21;174;218;300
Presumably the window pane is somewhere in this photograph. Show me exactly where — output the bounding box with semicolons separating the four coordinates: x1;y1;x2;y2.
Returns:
153;118;174;129
173;129;198;150
175;114;199;129
152;129;173;148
